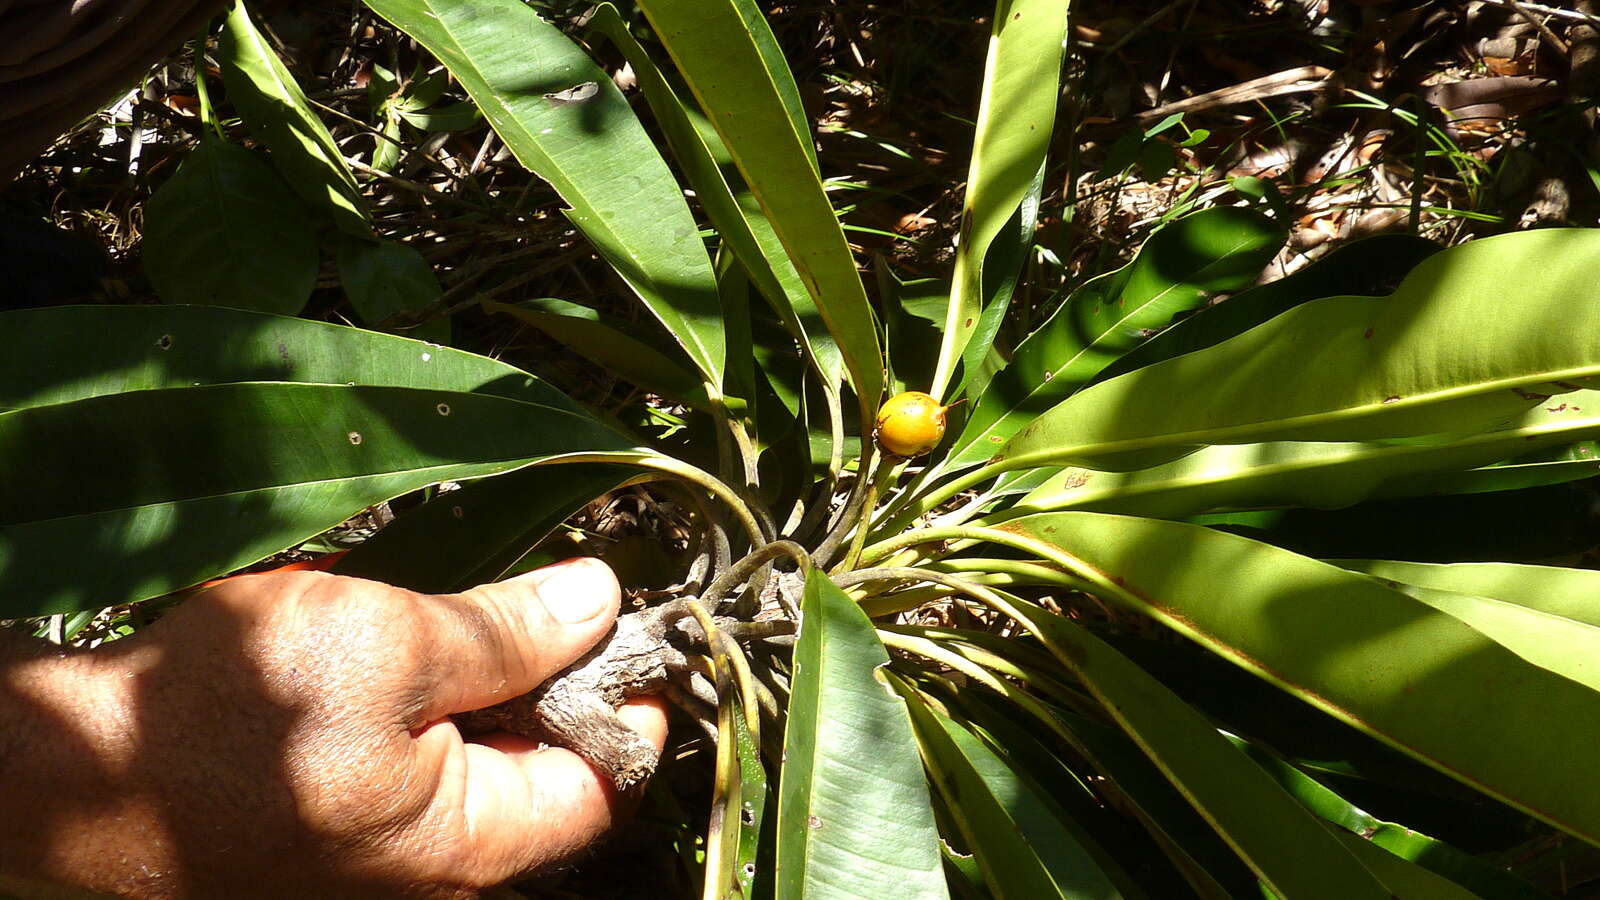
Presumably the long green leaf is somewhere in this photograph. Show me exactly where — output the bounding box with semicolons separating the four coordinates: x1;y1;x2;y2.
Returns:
997;511;1600;846
959;161;1046;401
1334;559;1600;628
930;0;1071;397
634;0;884;418
483;298;716;413
585;4;843;387
987;596;1392;899
944;207;1283;470
1034;702;1254;899
141;138;317;314
218;0;371;237
0;305;577;412
998;229;1600;474
999;391;1600;519
0;384;634;614
361;0;725;388
898;684;1122;899
777;570;948;899
1090;233;1440;386
1327;831;1485;900
1227;734;1551;900
332;463;636;592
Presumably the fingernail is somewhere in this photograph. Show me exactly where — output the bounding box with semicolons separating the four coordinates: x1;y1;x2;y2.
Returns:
537;558;616;624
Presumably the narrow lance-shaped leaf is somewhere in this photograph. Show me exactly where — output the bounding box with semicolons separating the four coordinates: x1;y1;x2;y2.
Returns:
777;570;948;900
0;384;636;614
998;229;1600;474
1333;558;1600;629
896;681;1123;899
944;207;1283;471
333;463;638;593
586;4;844;387
484;298;720;413
959;160;1046;401
985;595;1392;899
998;510;1600;847
361;0;725;388
998;391;1600;520
931;0;1071;397
635;0;885;420
1225;733;1551;900
219;0;371;237
1089;233;1441;386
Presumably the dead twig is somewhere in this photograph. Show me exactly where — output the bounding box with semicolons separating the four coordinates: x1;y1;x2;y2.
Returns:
1134;66;1334;122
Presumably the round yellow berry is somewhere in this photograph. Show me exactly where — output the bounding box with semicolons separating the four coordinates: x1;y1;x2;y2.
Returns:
874;391;947;458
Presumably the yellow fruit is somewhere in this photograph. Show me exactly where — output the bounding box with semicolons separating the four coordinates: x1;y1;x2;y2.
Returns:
874;391;947;458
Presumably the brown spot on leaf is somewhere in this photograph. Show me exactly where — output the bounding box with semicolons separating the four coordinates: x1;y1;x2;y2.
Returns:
1363;328;1374;339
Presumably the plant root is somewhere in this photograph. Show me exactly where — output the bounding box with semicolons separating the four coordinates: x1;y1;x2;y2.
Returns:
453;598;794;790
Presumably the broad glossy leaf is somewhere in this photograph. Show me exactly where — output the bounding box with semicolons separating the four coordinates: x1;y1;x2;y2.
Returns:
483;298;715;413
777;570;947;899
219;0;371;237
999;230;1600;473
142;138;317;314
337;237;450;343
899;686;1122;899
1227;734;1550;900
635;0;884;419
932;0;1070;396
933;687;1165;899
0;384;634;614
998;511;1600;846
333;463;635;592
1001;392;1600;519
362;0;725;387
1091;233;1440;385
990;596;1391;899
586;5;843;388
0;305;576;412
946;208;1283;470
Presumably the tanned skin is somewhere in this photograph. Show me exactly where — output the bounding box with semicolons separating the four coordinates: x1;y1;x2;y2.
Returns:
0;558;666;899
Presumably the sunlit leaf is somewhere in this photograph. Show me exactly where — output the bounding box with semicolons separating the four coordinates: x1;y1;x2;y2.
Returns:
776;570;948;899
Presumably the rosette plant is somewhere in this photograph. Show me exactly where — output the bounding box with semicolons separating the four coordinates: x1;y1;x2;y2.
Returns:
9;0;1600;896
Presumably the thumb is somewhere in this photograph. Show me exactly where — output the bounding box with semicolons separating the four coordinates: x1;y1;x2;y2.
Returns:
411;557;621;721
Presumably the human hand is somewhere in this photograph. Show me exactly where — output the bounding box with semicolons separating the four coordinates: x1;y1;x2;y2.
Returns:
0;557;666;899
